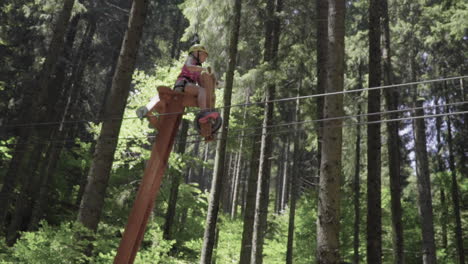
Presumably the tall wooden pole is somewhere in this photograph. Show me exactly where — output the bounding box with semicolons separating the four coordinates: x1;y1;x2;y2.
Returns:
114;94;184;264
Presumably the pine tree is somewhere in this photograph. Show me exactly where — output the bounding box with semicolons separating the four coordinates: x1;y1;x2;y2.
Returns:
199;0;242;262
77;0;150;233
316;0;345;262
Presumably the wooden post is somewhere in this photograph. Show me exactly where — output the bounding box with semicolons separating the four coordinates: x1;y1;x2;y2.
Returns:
114;90;185;264
114;68;218;263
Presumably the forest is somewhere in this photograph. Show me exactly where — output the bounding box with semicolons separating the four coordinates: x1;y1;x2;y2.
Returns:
0;0;467;263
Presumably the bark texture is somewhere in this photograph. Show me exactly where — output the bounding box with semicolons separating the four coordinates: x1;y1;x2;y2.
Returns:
199;0;242;262
251;0;282;262
286;88;301;264
163;120;189;240
77;0;149;232
316;0;345;262
316;0;328;170
412;97;437;264
381;0;404;262
239;134;261;264
445;104;465;264
2;0;76;242
366;0;382;262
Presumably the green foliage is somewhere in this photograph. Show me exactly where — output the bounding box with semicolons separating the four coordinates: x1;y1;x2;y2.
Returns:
294;191;318;263
2;221;92;264
93;223;174;264
0;138;14;162
0;238;13;264
0;221;175;264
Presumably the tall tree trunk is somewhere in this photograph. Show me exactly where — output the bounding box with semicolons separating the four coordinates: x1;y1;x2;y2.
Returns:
352;63;364;264
408;39;437;262
316;0;345;262
435;97;448;253
316;0;328;170
199;0;242;262
0;135;27;232
275;146;285;214
5;0;76;242
6;145;44;244
280;138;290;212
411;96;437;264
239;161;249;217
445;100;465;264
29;12;98;231
77;0;149;232
163;120;189;240
251;0;282;262
188;140;200;184
367;0;382;262
170;10;183;60
0;0;76;233
223;153;234;214
28;138;63;230
458;77;468;180
286;86;301;264
98;0;131;121
239;134;261;264
200;144;210;191
353;106;362;264
230;151;242;219
381;1;404;262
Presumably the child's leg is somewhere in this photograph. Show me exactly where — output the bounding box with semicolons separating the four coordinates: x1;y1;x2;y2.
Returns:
184;83;207;110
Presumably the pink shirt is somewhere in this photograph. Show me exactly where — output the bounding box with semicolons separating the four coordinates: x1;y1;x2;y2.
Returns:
177;56;201;84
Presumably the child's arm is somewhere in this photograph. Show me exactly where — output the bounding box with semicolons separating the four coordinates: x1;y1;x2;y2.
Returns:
185;56;206;72
185;65;206;72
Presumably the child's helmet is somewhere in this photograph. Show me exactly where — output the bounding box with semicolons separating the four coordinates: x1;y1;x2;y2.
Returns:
189;44;208;56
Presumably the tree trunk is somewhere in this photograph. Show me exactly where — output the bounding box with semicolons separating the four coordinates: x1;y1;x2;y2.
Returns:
28;139;63;231
280;138;290;212
200;144;210;191
29;13;98;231
199;0;242;261
286;86;301;264
251;0;282;262
445;101;465;264
163;120;189;240
187;140;200;184
230;151;242;219
275;147;284;214
0;0;75;233
458;78;468;180
353;104;362;264
239;161;249;217
434;98;448;252
170;11;183;60
98;0;131;121
6;144;44;244
366;0;382;262
223;153;234;214
316;0;345;262
316;0;328;170
381;1;404;262
0;135;27;232
77;0;149;232
412;96;437;264
239;134;261;264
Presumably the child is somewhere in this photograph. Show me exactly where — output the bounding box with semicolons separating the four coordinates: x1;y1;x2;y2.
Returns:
174;44;220;129
174;44;210;110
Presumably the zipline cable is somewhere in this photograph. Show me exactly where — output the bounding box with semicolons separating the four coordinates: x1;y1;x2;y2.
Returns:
8;109;465;151
2;101;467;145
0;75;466;129
2;104;466;148
3;100;467;145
